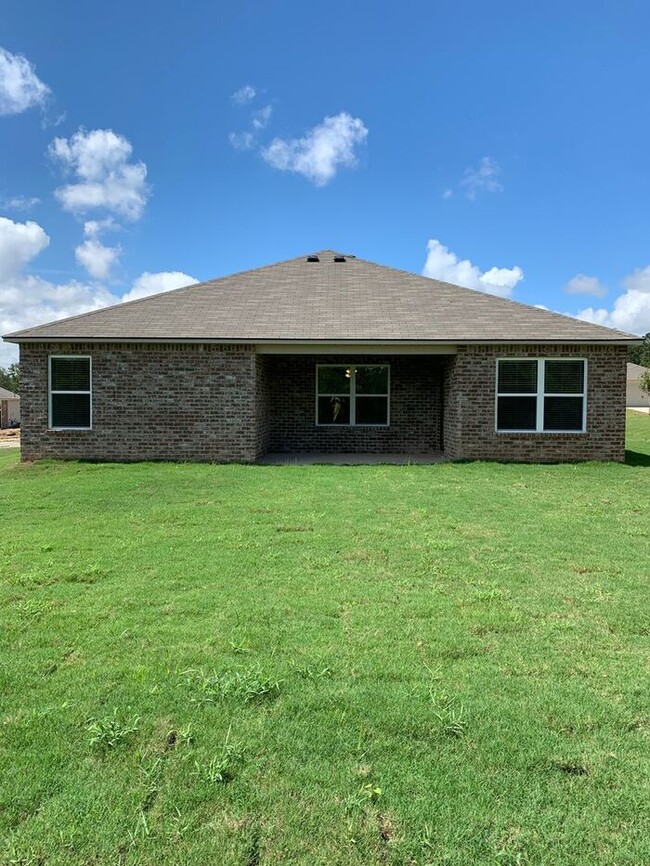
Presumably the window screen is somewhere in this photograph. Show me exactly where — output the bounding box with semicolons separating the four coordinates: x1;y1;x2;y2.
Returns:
49;356;91;429
496;359;586;433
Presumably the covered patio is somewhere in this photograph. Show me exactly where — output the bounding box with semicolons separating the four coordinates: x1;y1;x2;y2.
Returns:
255;350;456;458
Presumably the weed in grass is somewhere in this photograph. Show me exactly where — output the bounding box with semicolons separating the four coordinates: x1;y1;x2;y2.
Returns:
194;728;244;784
61;564;108;584
291;662;333;680
344;783;382;813
84;708;140;749
140;759;163;812
15;598;52;619
186;666;281;704
416;821;436;853
429;690;467;738
3;842;45;866
175;723;194;746
229;637;252;655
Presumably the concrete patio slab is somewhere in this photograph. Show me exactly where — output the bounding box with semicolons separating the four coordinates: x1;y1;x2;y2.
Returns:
258;451;445;465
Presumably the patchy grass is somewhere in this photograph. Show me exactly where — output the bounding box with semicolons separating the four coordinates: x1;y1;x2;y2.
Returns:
0;413;648;865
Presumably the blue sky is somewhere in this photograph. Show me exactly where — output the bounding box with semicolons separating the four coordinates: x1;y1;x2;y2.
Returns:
1;0;650;363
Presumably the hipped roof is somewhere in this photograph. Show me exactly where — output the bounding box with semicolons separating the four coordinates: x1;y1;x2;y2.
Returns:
4;250;637;344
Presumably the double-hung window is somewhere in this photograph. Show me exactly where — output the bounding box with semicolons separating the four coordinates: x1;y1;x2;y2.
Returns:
317;365;390;426
49;356;92;429
496;359;586;432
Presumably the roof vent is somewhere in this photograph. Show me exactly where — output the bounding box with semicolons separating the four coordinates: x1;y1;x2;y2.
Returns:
333;255;346;262
306;255;319;262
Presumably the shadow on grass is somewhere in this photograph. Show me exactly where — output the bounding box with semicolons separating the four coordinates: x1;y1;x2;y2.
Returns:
625;450;650;466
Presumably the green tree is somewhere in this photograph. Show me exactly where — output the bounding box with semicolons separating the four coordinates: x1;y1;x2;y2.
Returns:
639;370;650;405
628;332;650;368
0;363;20;394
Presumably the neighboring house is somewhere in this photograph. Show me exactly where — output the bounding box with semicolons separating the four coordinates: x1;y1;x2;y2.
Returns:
626;363;649;407
0;386;20;429
2;250;639;463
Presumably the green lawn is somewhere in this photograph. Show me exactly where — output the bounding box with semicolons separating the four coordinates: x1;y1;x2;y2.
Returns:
1;414;649;865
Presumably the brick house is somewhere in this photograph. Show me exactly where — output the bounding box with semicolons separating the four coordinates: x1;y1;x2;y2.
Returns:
0;386;20;429
2;250;637;463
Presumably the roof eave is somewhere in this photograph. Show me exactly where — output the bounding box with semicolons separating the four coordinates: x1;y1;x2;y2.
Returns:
3;335;641;346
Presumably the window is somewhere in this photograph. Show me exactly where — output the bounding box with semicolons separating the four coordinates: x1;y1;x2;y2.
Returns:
49;356;92;429
496;359;586;433
317;365;389;426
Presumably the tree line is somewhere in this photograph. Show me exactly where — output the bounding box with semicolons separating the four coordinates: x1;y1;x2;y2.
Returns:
0;363;20;394
627;332;650;368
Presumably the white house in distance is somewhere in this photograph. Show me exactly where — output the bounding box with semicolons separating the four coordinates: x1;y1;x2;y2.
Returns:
0;386;20;428
626;363;648;407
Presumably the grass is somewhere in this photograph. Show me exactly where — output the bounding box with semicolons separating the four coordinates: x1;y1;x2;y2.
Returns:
0;412;648;865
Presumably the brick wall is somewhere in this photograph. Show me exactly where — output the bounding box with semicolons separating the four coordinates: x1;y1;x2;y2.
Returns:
442;344;627;462
20;342;261;462
18;342;627;463
254;354;272;457
262;354;444;453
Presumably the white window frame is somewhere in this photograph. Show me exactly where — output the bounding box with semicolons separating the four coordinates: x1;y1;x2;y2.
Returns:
495;358;587;433
316;364;391;427
48;355;93;430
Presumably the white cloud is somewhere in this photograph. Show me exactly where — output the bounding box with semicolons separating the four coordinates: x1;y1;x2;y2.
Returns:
574;264;650;334
74;218;122;277
623;265;650;294
229;105;272;151
576;286;650;336
121;271;197;303
0;216;114;364
442;188;453;200
0;47;50;116
460;156;503;200
83;217;119;238
252;105;272;130
261;112;368;186
1;275;115;364
231;85;256;104
0;216;199;364
422;239;524;298
228;131;255;151
49;128;149;220
0;216;49;281
565;274;607;297
75;238;121;279
1;267;198;363
1;195;41;211
576;293;650;335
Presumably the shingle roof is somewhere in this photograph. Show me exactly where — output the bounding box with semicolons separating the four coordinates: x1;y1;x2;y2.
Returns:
0;387;19;400
3;249;637;344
